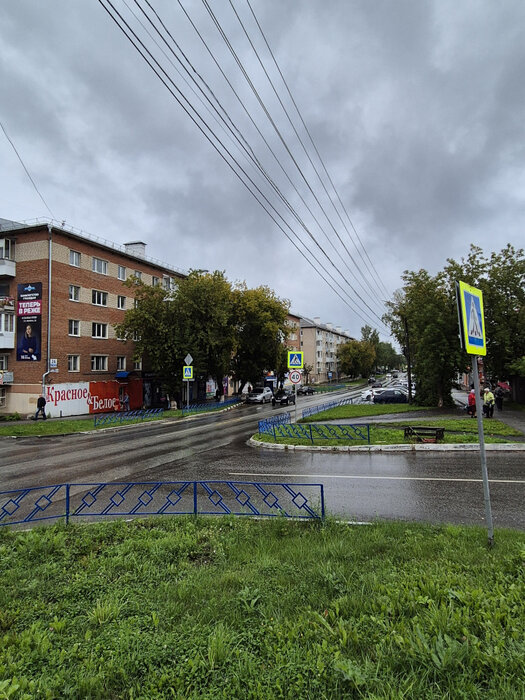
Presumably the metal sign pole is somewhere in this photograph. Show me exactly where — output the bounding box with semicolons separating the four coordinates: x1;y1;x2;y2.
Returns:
294;382;297;424
472;355;494;546
186;379;189;410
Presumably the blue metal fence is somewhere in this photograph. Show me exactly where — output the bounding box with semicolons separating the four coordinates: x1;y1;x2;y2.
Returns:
302;396;355;419
259;421;370;445
0;481;324;528
182;398;240;415
258;412;292;434
94;408;164;428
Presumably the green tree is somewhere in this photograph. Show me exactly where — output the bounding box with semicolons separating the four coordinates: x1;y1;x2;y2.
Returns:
383;270;463;406
375;341;398;370
337;340;376;378
231;285;289;389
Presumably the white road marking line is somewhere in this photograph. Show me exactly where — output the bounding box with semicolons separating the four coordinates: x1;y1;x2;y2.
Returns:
229;472;525;484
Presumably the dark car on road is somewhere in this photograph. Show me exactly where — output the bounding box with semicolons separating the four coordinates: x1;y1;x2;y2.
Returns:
371;382;383;388
297;386;315;395
272;389;296;406
373;389;408;404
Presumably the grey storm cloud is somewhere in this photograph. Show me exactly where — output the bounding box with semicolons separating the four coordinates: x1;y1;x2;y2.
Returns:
1;0;525;337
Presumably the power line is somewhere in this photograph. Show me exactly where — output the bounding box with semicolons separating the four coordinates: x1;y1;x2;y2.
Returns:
244;0;391;301
96;0;388;331
1;120;55;218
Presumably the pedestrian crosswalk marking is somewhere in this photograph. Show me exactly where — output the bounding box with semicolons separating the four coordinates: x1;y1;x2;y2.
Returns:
468;296;483;339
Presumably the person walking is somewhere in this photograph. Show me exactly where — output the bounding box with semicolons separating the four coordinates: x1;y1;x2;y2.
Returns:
483;388;495;418
494;386;504;412
467;389;477;418
35;395;47;420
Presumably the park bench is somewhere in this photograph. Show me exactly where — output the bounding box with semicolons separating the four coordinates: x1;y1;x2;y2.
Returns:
404;426;445;443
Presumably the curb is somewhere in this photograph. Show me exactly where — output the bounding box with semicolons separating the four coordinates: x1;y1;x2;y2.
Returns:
248;437;525;452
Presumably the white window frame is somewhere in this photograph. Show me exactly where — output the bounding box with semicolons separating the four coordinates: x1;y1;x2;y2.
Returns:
117;356;126;371
68;355;80;372
118;265;126;281
117;295;126;310
92;322;108;339
92;290;108;307
133;358;142;370
152;276;159;287
0;313;14;333
69;285;80;302
92;257;108;275
69;250;81;267
91;355;108;371
0;387;5;407
0;354;8;370
68;319;80;337
134;270;142;280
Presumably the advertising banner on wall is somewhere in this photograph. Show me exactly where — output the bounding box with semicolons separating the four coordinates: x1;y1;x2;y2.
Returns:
44;379;143;416
17;282;42;362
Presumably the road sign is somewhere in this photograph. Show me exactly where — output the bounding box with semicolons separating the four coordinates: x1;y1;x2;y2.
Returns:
50;358;58;368
185;354;193;365
287;351;304;369
456;281;486;355
289;370;302;384
183;365;193;379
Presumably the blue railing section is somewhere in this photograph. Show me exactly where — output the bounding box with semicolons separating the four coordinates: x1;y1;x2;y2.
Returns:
94;408;164;428
302;396;355;419
258;412;292;434
0;481;324;528
182;398;240;415
259;421;369;445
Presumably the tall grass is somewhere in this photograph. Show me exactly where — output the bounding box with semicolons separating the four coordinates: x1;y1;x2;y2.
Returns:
0;517;523;698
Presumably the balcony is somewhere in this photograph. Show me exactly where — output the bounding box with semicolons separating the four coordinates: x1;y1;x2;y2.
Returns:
0;296;15;312
0;258;16;277
0;371;14;384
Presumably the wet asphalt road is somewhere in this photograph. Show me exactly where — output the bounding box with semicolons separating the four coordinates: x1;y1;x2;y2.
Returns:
2;395;524;530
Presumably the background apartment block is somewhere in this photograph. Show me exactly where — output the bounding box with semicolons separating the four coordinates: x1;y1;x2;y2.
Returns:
300;316;353;383
0;219;185;416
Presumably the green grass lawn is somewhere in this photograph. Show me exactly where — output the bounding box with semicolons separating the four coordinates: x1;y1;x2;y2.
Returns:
255;420;516;447
1;517;523;698
300;403;433;421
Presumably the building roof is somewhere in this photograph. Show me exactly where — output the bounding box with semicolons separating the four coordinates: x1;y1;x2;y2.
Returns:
0;217;186;278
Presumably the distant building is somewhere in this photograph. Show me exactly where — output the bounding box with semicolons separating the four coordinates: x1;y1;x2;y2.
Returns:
0;218;185;416
300;316;354;383
284;312;301;351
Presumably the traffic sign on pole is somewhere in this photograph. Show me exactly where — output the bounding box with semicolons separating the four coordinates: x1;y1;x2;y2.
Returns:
289;370;302;384
183;366;193;379
287;351;304;369
456;281;486;356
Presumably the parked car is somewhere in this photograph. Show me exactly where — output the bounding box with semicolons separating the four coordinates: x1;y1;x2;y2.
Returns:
371;382;383;388
297;385;315;395
368;376;376;384
272;389;296;406
361;387;387;401
373;389;408;404
245;387;273;404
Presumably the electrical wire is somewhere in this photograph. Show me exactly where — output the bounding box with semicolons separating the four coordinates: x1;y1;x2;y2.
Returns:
96;0;389;331
1;120;55;218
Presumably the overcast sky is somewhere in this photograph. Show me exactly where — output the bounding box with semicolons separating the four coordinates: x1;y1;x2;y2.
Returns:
1;0;524;340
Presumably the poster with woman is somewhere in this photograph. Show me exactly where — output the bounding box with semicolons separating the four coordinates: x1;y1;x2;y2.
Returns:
16;282;42;362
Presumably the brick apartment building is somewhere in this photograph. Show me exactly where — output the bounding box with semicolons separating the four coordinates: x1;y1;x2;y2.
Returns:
0;219;185;417
300;316;354;383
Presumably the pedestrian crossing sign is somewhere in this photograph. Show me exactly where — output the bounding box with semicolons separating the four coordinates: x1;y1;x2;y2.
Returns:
287;351;304;369
456;281;486;356
183;365;193;379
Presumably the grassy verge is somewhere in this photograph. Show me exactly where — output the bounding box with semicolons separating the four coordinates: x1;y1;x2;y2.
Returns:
1;517;523;698
255;423;512;447
301;403;433;421
396;417;522;437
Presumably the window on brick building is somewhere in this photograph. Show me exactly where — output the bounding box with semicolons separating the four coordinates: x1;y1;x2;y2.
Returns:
92;257;108;275
132;330;140;341
68;355;80;372
0;239;14;260
152;276;159;286
69;250;81;267
91;355;108;371
92;290;108;306
117;295;126;310
118;265;126;281
134;270;142;280
0;355;8;370
68;319;80;336
0;388;5;407
117;356;126;371
133;358;142;370
69;285;80;302
92;323;108;339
